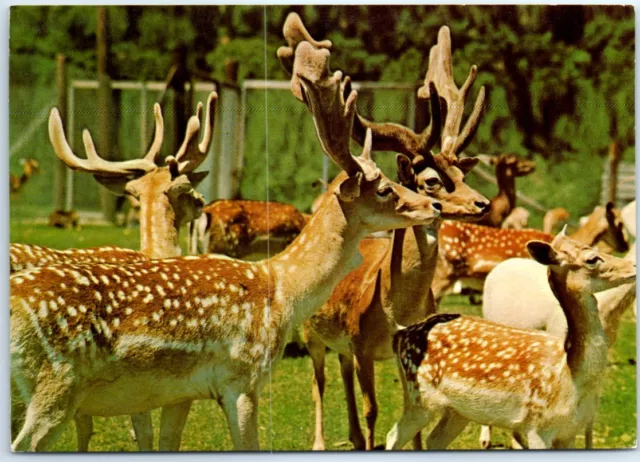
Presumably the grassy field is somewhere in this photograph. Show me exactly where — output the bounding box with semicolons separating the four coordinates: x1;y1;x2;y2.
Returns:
9;218;637;451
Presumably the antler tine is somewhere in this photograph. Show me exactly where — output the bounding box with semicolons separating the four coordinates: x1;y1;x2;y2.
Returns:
143;103;165;164
175;91;217;174
49;108;156;177
295;41;376;180
277;12;332;101
422;26;486;157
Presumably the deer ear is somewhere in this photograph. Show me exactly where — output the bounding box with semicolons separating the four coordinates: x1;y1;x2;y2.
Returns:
336;172;363;202
457;157;479;174
396;154;415;186
527;241;559;266
186;171;209;188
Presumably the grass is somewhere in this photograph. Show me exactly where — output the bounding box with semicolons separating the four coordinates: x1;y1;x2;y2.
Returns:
10;217;637;451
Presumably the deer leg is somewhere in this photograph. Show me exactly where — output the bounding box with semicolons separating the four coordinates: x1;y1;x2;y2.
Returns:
510;432;525;449
74;414;93;452
585;419;593;449
12;365;80;452
220;389;260;451
130;412;154;451
386;407;433;450
479;425;492;449
338;353;365;450
158;401;193;451
526;429;550;449
307;333;327;451
426;408;469;449
354;355;378;450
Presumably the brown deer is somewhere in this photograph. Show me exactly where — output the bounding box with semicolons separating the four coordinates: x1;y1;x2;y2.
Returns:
188;199;307;258
9;36;443;452
291;17;490;450
433;201;629;301
388;230;636;450
501;206;529;230
476;153;535;228
10;158;41;194
10;93;216;452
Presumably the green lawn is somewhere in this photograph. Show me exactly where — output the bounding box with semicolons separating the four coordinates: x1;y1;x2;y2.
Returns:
10;218;637;451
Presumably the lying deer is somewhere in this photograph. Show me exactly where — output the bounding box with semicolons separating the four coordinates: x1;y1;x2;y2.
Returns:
10;158;41;194
501;207;529;230
387;230;636;450
9;36;443;451
476;154;535;228
433;201;629;301
188;199;307;258
293;17;489;450
10;94;216;452
480;241;636;449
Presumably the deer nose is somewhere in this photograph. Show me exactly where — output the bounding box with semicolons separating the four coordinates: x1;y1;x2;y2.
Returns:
475;201;490;211
432;202;442;212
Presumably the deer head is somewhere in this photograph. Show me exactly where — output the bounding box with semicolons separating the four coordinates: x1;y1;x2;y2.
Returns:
528;227;636;294
488;153;536;178
48;93;217;258
279;16;489;221
574;202;629;254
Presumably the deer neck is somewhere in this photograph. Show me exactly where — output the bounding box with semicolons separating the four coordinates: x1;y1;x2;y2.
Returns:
569;220;603;247
547;270;608;384
138;193;182;259
496;169;516;210
269;193;366;330
598;282;636;347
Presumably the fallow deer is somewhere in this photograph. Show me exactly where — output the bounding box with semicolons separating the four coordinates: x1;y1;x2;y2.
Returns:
188;199;307;258
10;93;216;452
433;201;630;301
387;230;636;450
476;154;535;228
9;36;443;452
480;241;636;449
10;158;41;194
544;207;570;235
501;206;530;230
285;16;490;450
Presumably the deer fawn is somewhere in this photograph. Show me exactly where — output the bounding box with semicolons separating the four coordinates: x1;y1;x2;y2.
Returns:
9;33;444;451
387;229;636;450
10;94;216;452
285;15;490;450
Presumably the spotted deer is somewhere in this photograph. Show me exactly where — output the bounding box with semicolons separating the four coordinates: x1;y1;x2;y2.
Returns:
480;241;636;449
9;36;444;452
10;93;216;452
387;230;636;450
188;199;307;258
287;16;491;450
476;154;535;228
433;201;630;301
10;158;41;194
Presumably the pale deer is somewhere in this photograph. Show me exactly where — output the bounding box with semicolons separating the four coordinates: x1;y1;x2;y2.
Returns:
387;230;636;450
433;201;629;301
10;158;41;194
501;207;530;230
476;154;535;228
188;199;307;258
544;207;570;234
10;93;216;452
284;17;490;450
480;241;636;449
9;36;443;452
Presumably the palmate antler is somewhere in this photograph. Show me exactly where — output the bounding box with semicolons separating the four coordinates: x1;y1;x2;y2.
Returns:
48;92;217;180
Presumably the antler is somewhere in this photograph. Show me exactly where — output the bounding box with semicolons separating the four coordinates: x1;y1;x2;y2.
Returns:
420;26;486;159
49;108;158;177
173;91;217;174
294;41;378;181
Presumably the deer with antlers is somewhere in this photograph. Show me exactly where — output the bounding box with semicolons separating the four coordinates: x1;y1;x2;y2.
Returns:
432;201;629;301
476;153;535;228
387;230;636;450
188;199;307;258
9;30;445;451
283;15;491;450
10;93;216;452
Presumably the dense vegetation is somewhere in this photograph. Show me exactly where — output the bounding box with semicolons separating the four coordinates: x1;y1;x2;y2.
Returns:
9;5;635;225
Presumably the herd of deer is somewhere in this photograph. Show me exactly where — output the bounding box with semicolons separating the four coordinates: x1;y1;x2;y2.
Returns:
9;14;637;452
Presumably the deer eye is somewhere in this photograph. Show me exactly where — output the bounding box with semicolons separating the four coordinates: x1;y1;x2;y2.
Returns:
425;178;441;187
376;185;393;200
585;256;603;266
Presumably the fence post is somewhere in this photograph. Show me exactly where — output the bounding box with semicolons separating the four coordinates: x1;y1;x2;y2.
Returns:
607;141;621;206
54;54;68;211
